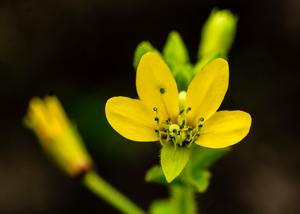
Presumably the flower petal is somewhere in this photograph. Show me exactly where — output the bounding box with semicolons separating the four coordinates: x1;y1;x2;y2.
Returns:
195;110;252;148
105;96;159;142
185;58;229;127
136;52;179;122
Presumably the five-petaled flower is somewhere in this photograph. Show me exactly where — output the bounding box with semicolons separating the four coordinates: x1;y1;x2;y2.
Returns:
105;52;251;182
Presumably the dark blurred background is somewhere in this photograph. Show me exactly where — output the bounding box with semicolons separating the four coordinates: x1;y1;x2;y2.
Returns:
0;0;299;213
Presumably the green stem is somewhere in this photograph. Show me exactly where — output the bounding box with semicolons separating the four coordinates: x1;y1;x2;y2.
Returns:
170;184;197;214
82;170;145;214
169;164;197;214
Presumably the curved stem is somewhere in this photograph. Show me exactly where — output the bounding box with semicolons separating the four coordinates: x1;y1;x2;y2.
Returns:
82;170;145;214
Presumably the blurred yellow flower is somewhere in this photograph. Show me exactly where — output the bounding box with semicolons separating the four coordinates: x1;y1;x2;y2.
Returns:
25;96;92;177
106;52;251;148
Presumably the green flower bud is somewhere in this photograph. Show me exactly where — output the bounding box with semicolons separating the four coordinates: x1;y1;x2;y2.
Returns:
163;31;193;91
198;9;238;59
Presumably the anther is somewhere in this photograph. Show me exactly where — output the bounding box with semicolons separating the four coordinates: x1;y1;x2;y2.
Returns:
153;107;158;112
165;118;171;124
154;117;159;122
186;107;192;113
199;117;204;122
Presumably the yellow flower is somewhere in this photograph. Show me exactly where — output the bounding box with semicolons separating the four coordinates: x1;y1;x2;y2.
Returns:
25;96;92;177
105;52;251;181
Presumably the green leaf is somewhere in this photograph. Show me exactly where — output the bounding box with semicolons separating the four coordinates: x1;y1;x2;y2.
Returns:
149;199;172;214
133;41;158;69
189;169;211;193
160;143;191;183
191;146;230;172
145;165;166;184
163;31;189;66
178;146;230;193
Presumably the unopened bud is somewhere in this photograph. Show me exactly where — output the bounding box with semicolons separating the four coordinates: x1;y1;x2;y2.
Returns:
199;9;238;59
24;96;92;177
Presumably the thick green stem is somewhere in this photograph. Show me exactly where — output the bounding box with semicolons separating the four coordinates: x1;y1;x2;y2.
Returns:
170;184;197;214
82;170;145;214
169;164;197;214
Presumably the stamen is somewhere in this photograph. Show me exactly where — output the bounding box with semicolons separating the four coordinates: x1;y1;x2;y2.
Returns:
153;107;161;137
153;107;160;124
180;120;185;128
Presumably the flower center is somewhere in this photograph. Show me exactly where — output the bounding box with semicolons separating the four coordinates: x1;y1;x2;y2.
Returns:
153;107;204;147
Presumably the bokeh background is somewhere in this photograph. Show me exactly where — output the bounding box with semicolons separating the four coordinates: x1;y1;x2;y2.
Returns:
1;0;300;213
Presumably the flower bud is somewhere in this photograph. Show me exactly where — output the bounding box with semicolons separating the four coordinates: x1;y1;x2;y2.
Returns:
198;9;238;59
24;96;92;177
